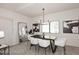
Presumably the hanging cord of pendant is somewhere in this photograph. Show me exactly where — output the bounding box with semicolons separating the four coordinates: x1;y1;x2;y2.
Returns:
42;8;45;23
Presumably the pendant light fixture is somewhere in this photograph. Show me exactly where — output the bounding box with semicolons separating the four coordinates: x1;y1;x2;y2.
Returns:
41;8;50;33
42;8;46;38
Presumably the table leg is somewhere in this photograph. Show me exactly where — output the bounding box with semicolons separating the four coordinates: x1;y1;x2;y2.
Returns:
50;40;53;53
50;40;57;53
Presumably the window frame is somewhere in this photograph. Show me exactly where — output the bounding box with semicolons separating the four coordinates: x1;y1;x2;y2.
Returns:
50;21;59;34
41;21;59;34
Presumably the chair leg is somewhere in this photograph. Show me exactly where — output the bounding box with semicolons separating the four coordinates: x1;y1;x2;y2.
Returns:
4;48;6;55
35;46;37;54
45;48;46;55
30;44;32;49
8;46;10;55
63;46;66;55
48;46;51;54
26;40;29;46
38;46;39;54
49;46;51;50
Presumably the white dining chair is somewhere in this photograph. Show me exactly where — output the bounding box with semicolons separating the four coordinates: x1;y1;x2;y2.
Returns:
26;34;33;45
27;34;33;40
44;35;50;38
55;38;66;55
38;39;50;54
29;37;39;52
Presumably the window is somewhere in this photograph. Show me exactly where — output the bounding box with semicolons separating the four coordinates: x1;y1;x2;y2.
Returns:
50;21;59;33
41;21;59;33
41;22;49;33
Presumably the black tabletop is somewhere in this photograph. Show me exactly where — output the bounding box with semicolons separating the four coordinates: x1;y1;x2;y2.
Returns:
31;35;55;40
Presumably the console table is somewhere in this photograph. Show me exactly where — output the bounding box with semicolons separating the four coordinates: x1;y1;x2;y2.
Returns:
0;44;10;55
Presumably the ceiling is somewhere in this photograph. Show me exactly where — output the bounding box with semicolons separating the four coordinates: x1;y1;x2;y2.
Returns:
0;3;79;17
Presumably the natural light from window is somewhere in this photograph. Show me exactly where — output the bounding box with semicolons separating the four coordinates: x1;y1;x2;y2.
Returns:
50;21;59;33
42;22;49;33
41;21;59;33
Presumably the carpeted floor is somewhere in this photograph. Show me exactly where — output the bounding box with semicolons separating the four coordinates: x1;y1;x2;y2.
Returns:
8;41;79;55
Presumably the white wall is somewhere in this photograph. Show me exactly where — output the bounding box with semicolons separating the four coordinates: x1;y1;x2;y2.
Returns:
32;8;79;47
0;8;32;46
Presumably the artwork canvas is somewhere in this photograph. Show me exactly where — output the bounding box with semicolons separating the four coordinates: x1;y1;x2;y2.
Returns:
32;23;40;32
63;20;79;34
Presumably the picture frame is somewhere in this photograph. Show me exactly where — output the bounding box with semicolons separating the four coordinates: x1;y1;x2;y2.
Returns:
63;20;79;34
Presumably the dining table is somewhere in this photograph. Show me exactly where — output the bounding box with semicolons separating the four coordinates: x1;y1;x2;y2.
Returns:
31;35;57;53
